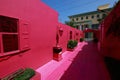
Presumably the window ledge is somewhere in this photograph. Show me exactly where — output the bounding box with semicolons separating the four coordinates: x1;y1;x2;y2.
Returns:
0;50;20;57
0;48;30;58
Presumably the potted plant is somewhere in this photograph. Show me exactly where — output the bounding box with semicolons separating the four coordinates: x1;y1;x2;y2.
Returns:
1;68;38;80
67;40;75;51
52;26;64;61
14;68;35;80
80;38;84;42
53;46;62;61
73;40;78;47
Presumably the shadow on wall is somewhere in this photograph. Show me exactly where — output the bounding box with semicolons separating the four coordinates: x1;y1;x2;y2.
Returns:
104;57;120;80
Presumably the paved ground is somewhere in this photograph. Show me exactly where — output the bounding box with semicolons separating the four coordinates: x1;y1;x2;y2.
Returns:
60;42;111;80
36;42;111;80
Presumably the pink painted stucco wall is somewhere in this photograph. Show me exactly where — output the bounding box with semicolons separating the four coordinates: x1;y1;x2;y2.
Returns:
99;2;120;60
58;23;83;52
0;0;83;78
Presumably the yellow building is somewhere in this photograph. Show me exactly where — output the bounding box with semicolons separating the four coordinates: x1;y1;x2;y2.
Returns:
68;8;112;40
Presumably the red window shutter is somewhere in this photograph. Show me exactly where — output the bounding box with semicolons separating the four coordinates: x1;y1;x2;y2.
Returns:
19;20;30;51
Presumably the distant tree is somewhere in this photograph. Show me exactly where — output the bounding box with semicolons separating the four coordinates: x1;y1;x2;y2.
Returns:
65;21;77;28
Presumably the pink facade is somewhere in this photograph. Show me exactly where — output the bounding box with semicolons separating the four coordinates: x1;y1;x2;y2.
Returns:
58;23;83;52
0;0;83;78
99;2;120;60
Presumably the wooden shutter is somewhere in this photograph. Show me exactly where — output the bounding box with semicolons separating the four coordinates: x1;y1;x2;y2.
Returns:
19;20;30;51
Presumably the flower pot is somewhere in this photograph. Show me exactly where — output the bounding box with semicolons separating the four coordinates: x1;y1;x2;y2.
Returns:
53;47;62;61
53;52;62;61
30;72;41;80
53;47;62;53
67;48;74;51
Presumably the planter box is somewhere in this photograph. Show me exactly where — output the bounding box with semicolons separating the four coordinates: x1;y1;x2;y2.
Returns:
30;72;41;80
1;68;39;80
53;47;62;53
67;48;74;51
53;47;62;61
53;52;62;61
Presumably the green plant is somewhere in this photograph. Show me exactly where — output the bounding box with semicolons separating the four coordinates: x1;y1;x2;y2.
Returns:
80;38;84;42
65;21;77;28
73;40;78;47
1;69;24;80
67;40;75;49
14;68;35;80
67;40;78;49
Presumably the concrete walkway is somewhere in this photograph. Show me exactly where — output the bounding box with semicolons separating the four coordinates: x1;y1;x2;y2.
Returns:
36;42;110;80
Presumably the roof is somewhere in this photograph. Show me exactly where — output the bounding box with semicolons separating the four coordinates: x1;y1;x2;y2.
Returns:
68;8;112;18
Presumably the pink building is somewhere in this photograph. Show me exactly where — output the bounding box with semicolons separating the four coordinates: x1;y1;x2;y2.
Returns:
0;0;83;79
0;0;120;79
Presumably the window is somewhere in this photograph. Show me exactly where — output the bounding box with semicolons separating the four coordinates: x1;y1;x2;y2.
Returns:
0;15;19;55
70;31;72;39
81;25;84;30
81;17;83;20
102;14;106;18
91;15;94;19
72;19;74;21
86;16;88;19
76;18;79;21
92;24;99;29
97;14;100;18
85;24;88;28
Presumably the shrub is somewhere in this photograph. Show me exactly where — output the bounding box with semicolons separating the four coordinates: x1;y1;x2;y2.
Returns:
67;40;78;49
73;40;78;47
67;40;75;49
14;68;35;80
80;38;84;42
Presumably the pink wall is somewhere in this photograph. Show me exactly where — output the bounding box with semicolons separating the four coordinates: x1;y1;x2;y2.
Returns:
99;2;120;60
58;23;83;52
0;0;83;78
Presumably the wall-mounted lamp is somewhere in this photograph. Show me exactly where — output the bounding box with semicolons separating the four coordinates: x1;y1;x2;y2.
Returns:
59;27;63;36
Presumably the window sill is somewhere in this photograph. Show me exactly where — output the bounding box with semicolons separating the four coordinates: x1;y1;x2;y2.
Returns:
0;48;30;58
0;50;20;57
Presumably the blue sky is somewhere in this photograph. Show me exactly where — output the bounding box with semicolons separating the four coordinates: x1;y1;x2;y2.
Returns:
42;0;118;23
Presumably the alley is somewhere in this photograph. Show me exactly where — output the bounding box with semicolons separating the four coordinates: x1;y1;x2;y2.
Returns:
60;42;110;80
